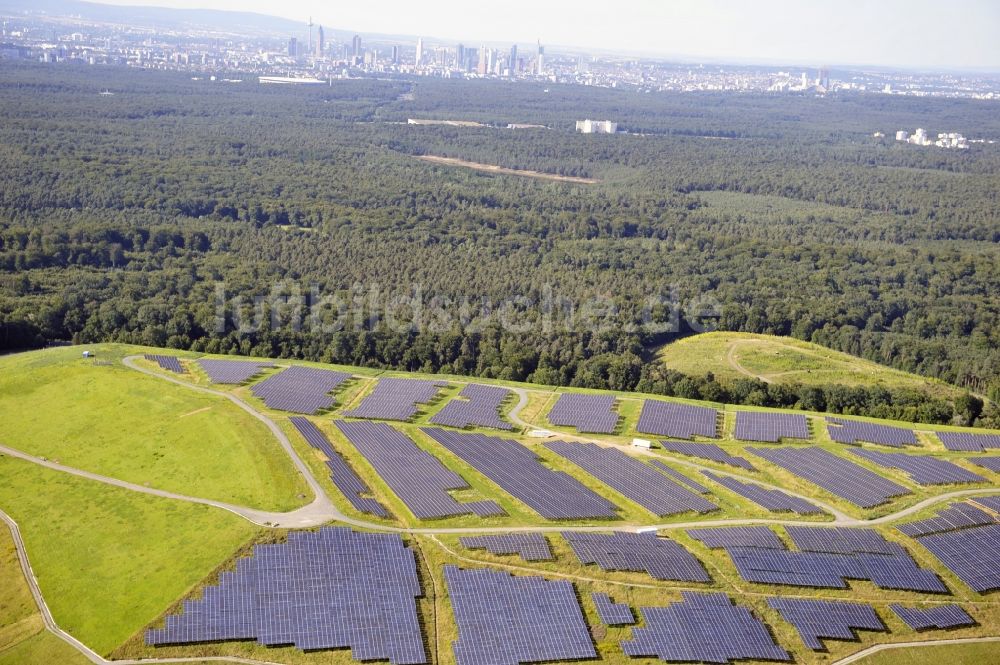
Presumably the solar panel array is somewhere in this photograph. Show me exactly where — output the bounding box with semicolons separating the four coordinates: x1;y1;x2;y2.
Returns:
695;526;946;592
891;604;975;631
972;495;1000;512
145;528;426;664
623;592;791;664
937;432;1000;452
734;411;810;442
459;534;553;561
344;378;445;421
429;383;513;430
421;428;620;520
249;365;351;414
659;440;756;470
701;471;823;514
197;358;274;384
912;524;1000;593
561;532;710;582
968;456;1000;473
288;417;388;518
144;354;184;373
544;441;718;516
686;526;787;550
335;421;504;519
826;417;918;447
849;449;986;485
897;502;996;537
546;393;620;434
591;593;635;626
747;446;912;508
767;598;886;650
445;566;595;665
649;460;712;494
636;401;719;439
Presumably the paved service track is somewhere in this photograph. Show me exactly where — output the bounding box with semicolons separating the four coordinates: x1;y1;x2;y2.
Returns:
0;355;996;664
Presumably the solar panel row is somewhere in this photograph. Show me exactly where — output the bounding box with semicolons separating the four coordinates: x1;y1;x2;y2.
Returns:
826;417;918;447
288;417;389;518
937;432;1000;452
344;377;445;421
768;598;886;650
890;604;975;631
250;365;351;414
849;448;986;485
547;393;620;434
747;446;911;508
429;383;514;430
636;401;719;439
335;421;504;519
701;471;823;514
913;524;1000;593
687;526;786;550
146;528;427;664
144;354;184;373
623;592;791;663
445;566;596;665
659;440;756;470
422;428;620;520
591;593;635;626
968;456;1000;473
197;358;273;384
459;534;553;561
897;502;996;537
561;532;710;582
544;441;718;516
648;460;712;494
734;411;810;443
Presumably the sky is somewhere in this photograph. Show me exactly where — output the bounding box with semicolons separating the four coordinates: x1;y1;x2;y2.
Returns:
94;0;1000;70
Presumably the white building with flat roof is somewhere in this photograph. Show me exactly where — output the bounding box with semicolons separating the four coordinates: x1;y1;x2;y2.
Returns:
576;119;617;134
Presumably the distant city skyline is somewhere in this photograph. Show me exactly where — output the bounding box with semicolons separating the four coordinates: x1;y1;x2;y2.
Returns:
89;0;1000;71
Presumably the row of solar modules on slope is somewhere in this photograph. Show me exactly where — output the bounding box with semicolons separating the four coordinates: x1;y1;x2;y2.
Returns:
767;598;886;650
747;446;912;508
146;528;426;664
826;417;918;447
635;401;718;439
969;456;1000;472
288;417;388;518
544;441;718;516
561;532;710;582
429;383;513;430
623;592;791;664
344;377;445;421
649;460;712;494
421;428;620;519
849;449;985;485
734;411;810;442
659;440;756;470
459;534;553;561
591;593;635;626
546;393;620;434
250;365;351;414
937;432;1000;452
445;566;596;665
897;502;996;537
891;604;975;631
335;421;504;519
197;358;273;384
144;354;184;373
687;526;786;550
701;472;823;515
973;495;1000;512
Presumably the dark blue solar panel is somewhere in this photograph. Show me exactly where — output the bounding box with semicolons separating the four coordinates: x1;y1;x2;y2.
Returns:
289;417;389;518
648;461;712;494
335;421;504;519
937;432;1000;452
459;534;553;561
701;472;823;514
734;411;810;442
890;604;975;631
562;532;709;582
591;593;635;626
445;566;595;665
544;441;718;516
547;393;620;434
968;456;1000;473
915;524;1000;593
623;592;790;663
144;354;184;373
659;441;756;470
897;502;995;537
344;377;445;421
686;526;786;550
826;417;918;447
972;495;1000;512
146;528;426;664
747;446;911;508
849;449;986;485
429;383;514;430
197;358;273;384
250;365;351;414
421;428;620;520
636;401;719;439
768;598;886;650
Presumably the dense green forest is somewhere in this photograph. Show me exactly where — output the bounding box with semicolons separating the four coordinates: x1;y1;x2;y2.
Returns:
1;63;998;425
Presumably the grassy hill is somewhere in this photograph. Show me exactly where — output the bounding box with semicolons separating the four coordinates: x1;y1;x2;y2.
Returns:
656;332;965;400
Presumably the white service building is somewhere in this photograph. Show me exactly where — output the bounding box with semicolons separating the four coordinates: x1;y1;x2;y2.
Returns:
576;119;618;134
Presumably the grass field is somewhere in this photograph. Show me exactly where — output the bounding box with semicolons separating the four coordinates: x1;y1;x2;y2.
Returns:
0;345;310;511
656;331;963;398
854;641;1000;664
0;454;258;655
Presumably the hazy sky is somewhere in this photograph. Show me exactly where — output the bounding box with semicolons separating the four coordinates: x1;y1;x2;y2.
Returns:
97;0;1000;70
